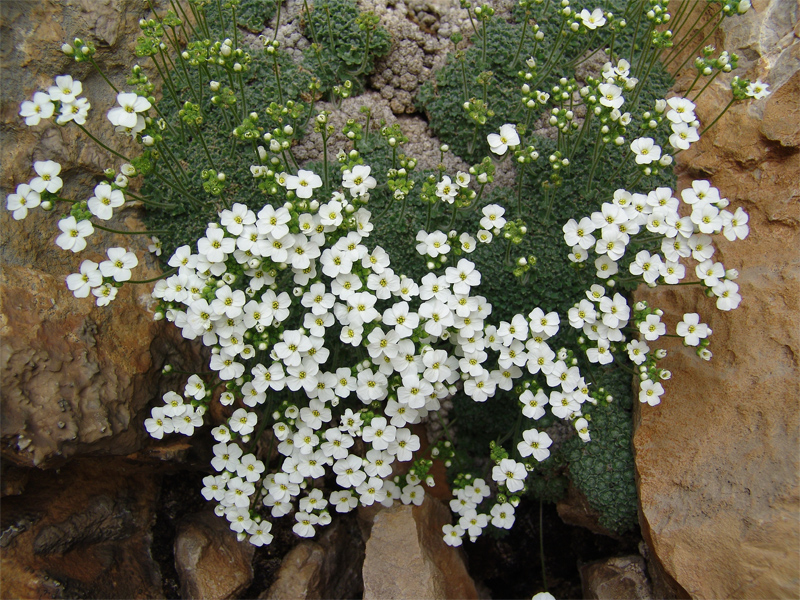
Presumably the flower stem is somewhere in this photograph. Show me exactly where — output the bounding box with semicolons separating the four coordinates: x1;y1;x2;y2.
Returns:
127;267;178;284
92;223;167;235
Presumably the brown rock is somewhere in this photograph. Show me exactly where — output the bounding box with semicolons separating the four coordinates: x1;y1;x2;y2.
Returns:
634;2;800;598
262;542;327;600
580;555;653;600
261;515;364;600
0;0;194;470
174;511;255;600
761;70;800;147
0;457;162;599
557;484;620;539
361;495;478;600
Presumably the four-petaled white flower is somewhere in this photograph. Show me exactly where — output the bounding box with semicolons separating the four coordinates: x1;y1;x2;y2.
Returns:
285;169;323;199
100;247;138;281
631;137;662;164
487;124;520;155
107;92;152;129
20;92;55;126
66;260;102;298
55;216;94;252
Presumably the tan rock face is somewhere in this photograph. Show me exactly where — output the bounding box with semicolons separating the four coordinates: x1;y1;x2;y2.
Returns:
0;0;195;468
174;511;255;600
634;1;800;598
261;516;364;600
361;495;479;600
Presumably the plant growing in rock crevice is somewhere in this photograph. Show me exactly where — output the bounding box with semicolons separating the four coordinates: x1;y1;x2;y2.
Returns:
5;0;762;566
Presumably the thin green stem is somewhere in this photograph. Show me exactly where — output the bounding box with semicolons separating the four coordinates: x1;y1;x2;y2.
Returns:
127;267;178;284
511;12;530;68
76;124;129;162
691;70;721;103
699;96;736;136
540;501;548;592
87;56;119;93
92;223;167;235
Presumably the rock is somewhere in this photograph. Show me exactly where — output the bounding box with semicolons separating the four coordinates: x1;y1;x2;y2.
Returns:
0;0;209;469
262;515;364;600
556;484;620;539
361;495;479;600
0;457;162;599
761;70;800;147
580;555;653;600
174;510;255;600
634;2;800;598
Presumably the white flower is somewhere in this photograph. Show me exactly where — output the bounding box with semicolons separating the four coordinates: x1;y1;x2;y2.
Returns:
66;260;102;298
56;97;91;125
598;83;623;109
712;280;742;311
19;92;55;126
293;511;319;538
88;183;125;220
48;75;82;104
639;379;664;406
435;175;457;203
99;247;138;282
145;407;174;439
626;340;649;365
480;204;507;231
443;524;465;546
415;230;450;257
669;122;699;150
490;502;515;529
639;314;665;341
579;7;606;29
676;313;711;346
285;169;323;199
487;124;520;155
631;137;661;164
30;160;63;194
92;283;118;306
517;429;552;461
55;216;94;252
666;97;696;124
745;79;769;99
6;183;41;220
342;165;376;197
445;259;481;295
492;458;527;492
722;207;749;241
107;92;152;129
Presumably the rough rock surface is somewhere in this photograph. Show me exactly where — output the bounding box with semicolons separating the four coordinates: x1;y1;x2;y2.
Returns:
580;555;653;600
633;1;800;598
0;458;162;599
0;1;186;469
261;515;364;600
361;495;478;600
174;510;255;600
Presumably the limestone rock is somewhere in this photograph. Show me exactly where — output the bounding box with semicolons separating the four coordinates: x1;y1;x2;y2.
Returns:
580;555;653;600
0;458;162;599
634;2;800;598
174;510;255;600
361;495;478;600
261;515;364;600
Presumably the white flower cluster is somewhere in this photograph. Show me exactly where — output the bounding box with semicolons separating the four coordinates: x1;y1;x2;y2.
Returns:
563;177;748;404
19;75;90;127
143;165;603;547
